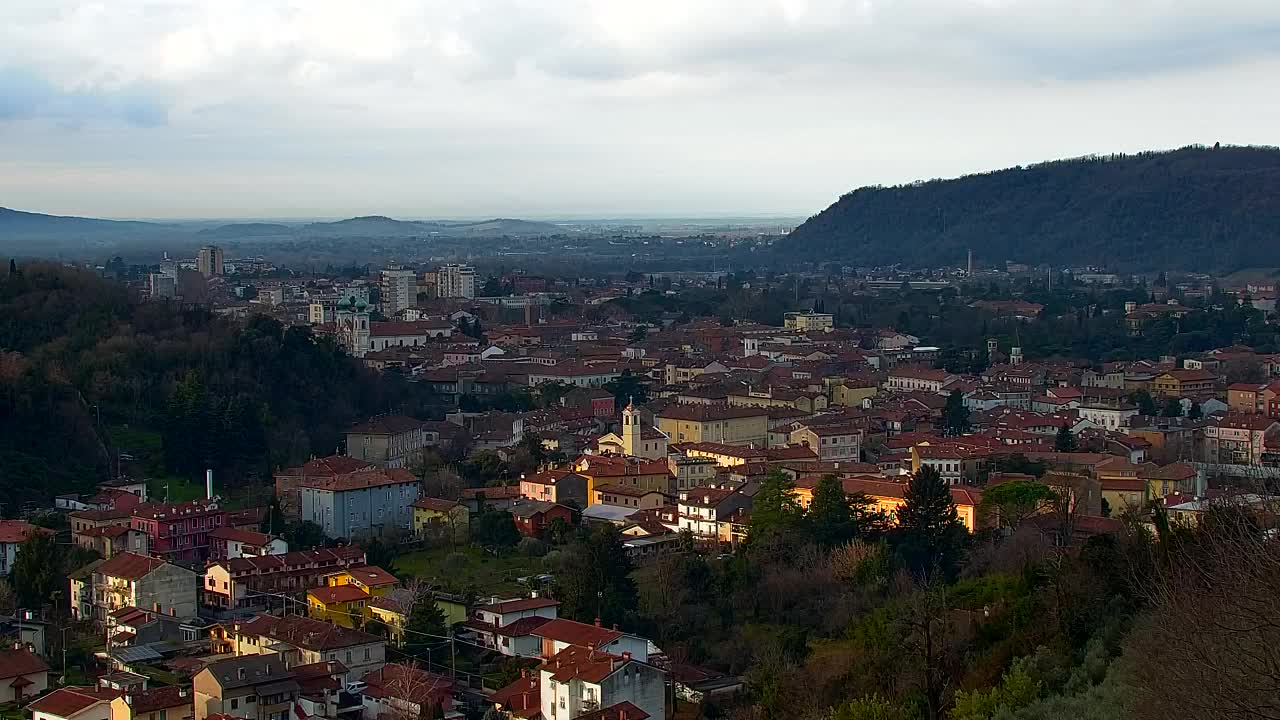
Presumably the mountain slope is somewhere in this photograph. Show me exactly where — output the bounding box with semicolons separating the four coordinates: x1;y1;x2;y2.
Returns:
786;146;1280;271
0;207;165;235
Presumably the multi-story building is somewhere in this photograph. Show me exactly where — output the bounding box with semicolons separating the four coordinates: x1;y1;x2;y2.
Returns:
298;468;420;540
196;246;224;277
438;264;476;299
463;597;561;657
129;499;227;565
147;273;176;299
379;266;416;316
573;455;673;505
668;454;718;491
203;547;366;610
656;404;770;447
885;366;955;393
367;320;454;352
345;416;428;469
207;528;287;561
70;552;197;624
518;469;590;507
231;614;386;682
307;300;334;325
110;686;195;720
783;311;834;332
678;487;752;539
1077;403;1140;431
1151;369;1219;400
274;456;376;521
192;655;297;720
1205;414;1280;466
789;424;862;462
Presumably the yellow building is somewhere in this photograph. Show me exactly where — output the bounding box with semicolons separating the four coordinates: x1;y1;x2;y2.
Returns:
789;476;982;533
783;311;834;332
829;380;878;407
656;404;770;446
412;497;470;541
573;455;672;506
307;584;370;628
324;565;398;598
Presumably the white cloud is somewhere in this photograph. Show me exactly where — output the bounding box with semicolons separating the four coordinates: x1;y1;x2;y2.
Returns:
1;0;1278;218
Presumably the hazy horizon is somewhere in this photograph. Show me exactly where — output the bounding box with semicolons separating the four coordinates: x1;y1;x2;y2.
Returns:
4;1;1279;219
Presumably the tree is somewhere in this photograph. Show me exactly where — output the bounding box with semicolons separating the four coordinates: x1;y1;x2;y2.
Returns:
943;390;970;436
807;474;856;546
554;524;637;627
606;370;649;407
978;480;1058;531
285;521;327;549
1187;401;1202;420
365;538;400;575
11;532;63;608
894;465;965;579
629;326;648;342
1161;397;1184;417
1128;390;1157;416
474;510;520;549
403;588;449;660
1054;424;1077;453
261;497;287;535
748;469;804;545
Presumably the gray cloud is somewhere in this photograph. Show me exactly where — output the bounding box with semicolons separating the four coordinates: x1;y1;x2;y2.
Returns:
0;65;167;126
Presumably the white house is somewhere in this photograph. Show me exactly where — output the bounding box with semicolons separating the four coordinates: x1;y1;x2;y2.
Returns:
464;597;560;658
1077;404;1140;431
0;647;50;702
538;645;665;720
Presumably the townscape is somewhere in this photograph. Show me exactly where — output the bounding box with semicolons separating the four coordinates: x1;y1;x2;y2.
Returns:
1;242;1278;720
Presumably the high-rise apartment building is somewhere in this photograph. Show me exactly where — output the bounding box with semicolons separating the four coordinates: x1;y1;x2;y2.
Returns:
379;266;416;316
197;245;225;277
438;264;476;299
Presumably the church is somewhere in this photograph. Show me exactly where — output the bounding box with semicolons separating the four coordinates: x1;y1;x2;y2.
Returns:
592;402;669;460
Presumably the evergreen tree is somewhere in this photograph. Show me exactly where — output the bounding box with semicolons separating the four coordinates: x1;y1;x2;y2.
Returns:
1054;424;1077;452
11;532;63;608
1188;401;1202;420
807;474;855;546
474;510;520;548
943;390;970;436
403;589;448;658
894;465;965;579
1162;397;1184;417
748;469;803;544
555;525;637;627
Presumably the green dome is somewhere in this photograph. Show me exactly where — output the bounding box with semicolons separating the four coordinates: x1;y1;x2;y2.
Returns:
355;298;368;311
337;295;352;309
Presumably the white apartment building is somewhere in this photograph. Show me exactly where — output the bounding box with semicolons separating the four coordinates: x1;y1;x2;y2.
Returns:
438;264;476;299
379;267;416;316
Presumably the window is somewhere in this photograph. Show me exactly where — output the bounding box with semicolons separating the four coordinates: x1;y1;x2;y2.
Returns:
346;651;352;664
364;648;371;661
230;700;238;711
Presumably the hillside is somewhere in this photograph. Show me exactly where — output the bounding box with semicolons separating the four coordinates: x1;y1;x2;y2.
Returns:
196;222;293;238
0;207;166;236
786;146;1280;271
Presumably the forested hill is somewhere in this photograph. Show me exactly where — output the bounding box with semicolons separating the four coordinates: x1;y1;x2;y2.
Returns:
786;145;1280;271
0;263;436;510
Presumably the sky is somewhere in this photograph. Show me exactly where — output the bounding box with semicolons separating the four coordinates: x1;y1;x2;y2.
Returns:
2;1;1279;220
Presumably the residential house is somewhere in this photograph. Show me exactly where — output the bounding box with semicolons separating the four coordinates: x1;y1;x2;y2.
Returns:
1151;369;1219;400
129;499;227;565
1100;477;1147;514
462;597;560;657
1076;404;1139;431
1226;382;1275;414
0;646;50;702
360;664;454;719
345;416;429;469
192;655;298;720
592;485;667;511
202;547;366;611
573;455;673;505
298;468;420;540
789;424;861;462
518;470;590;507
885;367;954;393
110;686;196;720
30;686;120;720
509;501;576;538
231;614;386;682
1205;414;1280;465
0;520;52;575
677;487;752;540
790;477;984;533
533;645;665;720
411;498;469;541
655;404;769;447
668;455;718;491
273;456;376;520
306;585;369;629
70;552;197;624
1140;463;1201;499
532;618;650;661
208;528;287;561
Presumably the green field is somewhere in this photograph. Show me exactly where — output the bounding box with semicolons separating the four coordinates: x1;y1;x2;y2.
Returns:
395;545;547;596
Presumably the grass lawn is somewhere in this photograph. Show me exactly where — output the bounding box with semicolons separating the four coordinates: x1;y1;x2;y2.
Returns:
147;475;207;503
395;545;546;596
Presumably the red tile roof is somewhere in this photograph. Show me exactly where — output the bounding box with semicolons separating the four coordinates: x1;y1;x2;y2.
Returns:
534;618;623;650
0;647;50;679
279;455;376;477
412;497;463;513
0;520;53;544
236;613;382;651
480;597;561;615
300;468;417;492
544;644;624;683
123;685;192;713
28;686;120;716
95;552;164;580
209;527;277;546
656;404;768;421
578;702;651;720
342;566;398;587
490;674;541;718
308;585;370;604
347;415;425;435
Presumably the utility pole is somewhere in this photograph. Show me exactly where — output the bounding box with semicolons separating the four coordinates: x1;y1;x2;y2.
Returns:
61;626;68;685
449;630;456;680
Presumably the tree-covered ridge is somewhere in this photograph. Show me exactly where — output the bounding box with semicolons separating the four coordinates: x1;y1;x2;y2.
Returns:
0;263;430;507
786;146;1280;271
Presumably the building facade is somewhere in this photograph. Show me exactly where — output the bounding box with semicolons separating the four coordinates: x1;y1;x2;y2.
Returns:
438;264;476;299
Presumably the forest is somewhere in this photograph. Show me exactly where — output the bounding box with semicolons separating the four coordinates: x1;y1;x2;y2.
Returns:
0;262;439;508
785;145;1280;271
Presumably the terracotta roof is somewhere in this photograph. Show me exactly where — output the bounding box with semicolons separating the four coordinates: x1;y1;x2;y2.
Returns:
308;585;370;604
464;615;555;638
533;618;623;650
360;663;453;705
131;499;223;521
28;686;120;717
480;597;561;615
0;520;52;544
490;674;541;718
1140;462;1198;481
595;484;665;499
300;467;417;492
278;455;376;477
95;552;165;580
209;527;277;546
235;613;382;651
545;644;624;683
123;686;192;713
0;647;50;679
578;702;651;720
341;566;399;587
412;497;463;513
656;404;769;421
347;415;425;435
220;546;365;574
1157;368;1218;382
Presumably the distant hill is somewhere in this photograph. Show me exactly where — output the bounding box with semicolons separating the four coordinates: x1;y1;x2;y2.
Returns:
0;207;165;236
196;222;293;238
785;146;1280;271
299;215;560;237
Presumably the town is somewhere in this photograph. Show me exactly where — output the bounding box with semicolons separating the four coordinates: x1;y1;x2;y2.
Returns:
1;245;1277;720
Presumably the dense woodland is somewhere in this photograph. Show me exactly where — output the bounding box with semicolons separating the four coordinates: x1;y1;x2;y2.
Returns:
0;262;437;508
786;146;1280;271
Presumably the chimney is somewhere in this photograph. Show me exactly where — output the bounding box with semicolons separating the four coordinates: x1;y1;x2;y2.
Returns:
621;651;631;661
179;689;189;698
206;469;214;500
125;696;133;706
265;664;272;676
594;618;602;627
238;668;246;681
612;624;619;631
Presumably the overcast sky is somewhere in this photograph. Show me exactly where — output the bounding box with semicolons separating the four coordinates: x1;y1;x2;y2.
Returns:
2;1;1279;220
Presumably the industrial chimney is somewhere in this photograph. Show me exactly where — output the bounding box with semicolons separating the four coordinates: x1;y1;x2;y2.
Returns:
206;469;214;500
